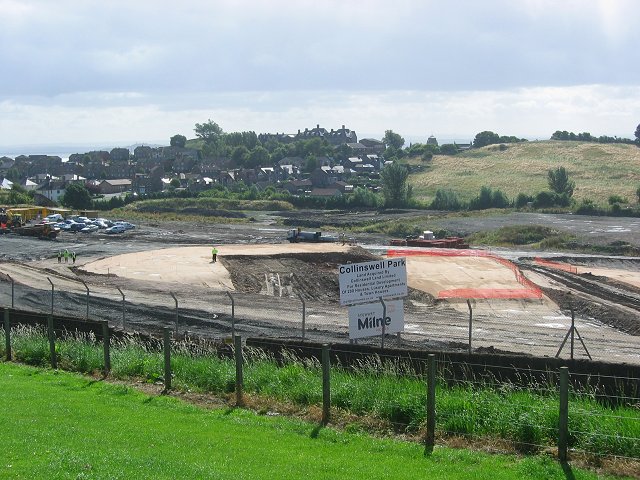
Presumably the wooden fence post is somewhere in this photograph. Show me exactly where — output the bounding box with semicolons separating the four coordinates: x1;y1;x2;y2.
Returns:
322;344;331;425
558;367;569;462
163;328;171;391
425;354;436;454
234;335;244;406
47;314;57;369
102;321;111;376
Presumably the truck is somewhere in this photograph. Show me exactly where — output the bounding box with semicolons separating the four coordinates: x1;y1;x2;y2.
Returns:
287;228;339;243
14;223;60;240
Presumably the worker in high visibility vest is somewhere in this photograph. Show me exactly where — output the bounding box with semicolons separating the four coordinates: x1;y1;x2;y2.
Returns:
212;247;218;263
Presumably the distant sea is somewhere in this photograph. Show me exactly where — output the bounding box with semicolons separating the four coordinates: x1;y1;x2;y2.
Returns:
0;143;164;162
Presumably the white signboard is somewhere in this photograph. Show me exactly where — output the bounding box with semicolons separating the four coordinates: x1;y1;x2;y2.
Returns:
348;300;404;339
338;257;407;306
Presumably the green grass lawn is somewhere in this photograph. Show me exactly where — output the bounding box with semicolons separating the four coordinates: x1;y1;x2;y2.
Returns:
0;362;625;480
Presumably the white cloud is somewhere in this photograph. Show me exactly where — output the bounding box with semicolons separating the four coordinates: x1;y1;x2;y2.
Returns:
0;1;639;148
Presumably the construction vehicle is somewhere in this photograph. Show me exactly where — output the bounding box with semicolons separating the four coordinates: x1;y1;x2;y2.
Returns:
390;230;469;249
14;223;60;240
0;208;23;233
287;228;339;243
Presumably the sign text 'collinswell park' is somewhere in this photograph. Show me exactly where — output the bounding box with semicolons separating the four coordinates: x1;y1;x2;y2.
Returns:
338;258;408;306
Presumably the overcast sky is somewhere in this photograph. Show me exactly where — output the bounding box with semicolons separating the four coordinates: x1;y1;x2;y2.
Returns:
1;0;639;151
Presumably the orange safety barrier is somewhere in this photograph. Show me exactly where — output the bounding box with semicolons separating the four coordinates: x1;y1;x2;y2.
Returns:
534;257;578;274
387;248;543;300
438;288;543;299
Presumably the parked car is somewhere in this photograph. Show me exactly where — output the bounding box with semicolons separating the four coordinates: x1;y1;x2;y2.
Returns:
81;224;99;233
93;219;110;229
114;221;136;230
68;222;86;232
105;225;126;234
45;213;64;222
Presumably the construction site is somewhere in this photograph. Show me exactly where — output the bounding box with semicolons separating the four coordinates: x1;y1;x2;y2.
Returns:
0;211;639;365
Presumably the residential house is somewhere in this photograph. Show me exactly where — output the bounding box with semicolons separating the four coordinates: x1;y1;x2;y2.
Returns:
98;179;132;195
358;138;385;155
309;187;342;198
280;179;312;195
36;178;67;203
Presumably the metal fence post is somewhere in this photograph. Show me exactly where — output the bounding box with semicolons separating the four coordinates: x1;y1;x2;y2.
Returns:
379;297;386;350
558;367;569;462
170;292;179;334
234;335;243;406
116;287;125;329
425;354;436;454
80;279;90;320
322;344;331;425
7;274;14;309
102;321;110;376
47;277;54;315
4;308;11;361
47;314;57;369
226;291;235;339
297;292;306;340
467;299;473;355
163;328;171;391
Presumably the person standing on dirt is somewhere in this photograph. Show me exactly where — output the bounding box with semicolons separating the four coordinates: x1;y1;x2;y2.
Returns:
72;251;76;264
57;251;62;263
212;247;218;263
64;249;69;263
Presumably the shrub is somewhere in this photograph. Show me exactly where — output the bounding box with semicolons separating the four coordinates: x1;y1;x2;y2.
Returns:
430;189;463;211
515;193;534;209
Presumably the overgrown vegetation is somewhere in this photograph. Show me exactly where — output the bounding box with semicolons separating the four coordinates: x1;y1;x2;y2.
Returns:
2;325;639;463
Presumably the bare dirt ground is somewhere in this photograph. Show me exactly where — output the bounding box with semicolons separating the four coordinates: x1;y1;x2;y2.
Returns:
1;210;639;364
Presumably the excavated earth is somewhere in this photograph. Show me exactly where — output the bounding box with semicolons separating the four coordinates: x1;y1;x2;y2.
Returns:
0;210;639;362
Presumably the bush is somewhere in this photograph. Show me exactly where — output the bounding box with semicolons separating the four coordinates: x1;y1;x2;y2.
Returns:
515;193;534;209
532;191;556;208
430;189;463;211
608;194;627;205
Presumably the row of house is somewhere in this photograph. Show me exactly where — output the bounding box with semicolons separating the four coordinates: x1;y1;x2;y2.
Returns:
0;125;394;203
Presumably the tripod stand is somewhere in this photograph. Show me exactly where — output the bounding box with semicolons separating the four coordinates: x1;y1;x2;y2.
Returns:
556;307;592;360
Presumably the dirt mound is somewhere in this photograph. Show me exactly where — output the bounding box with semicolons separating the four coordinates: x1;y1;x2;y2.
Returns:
221;247;379;302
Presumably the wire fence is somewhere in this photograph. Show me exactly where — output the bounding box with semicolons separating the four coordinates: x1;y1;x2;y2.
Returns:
2;317;638;469
0;272;639;364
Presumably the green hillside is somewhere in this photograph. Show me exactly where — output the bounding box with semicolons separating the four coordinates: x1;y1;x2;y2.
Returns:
409;141;640;206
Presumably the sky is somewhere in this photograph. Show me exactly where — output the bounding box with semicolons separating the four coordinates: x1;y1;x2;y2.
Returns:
1;0;639;153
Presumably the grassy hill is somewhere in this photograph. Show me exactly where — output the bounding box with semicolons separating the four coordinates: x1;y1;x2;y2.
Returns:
408;141;640;206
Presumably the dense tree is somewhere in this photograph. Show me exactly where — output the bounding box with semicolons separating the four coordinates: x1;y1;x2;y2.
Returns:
304;155;318;173
246;146;270;168
231;146;249;166
5;167;20;182
635;124;640;145
380;162;413;208
194;119;223;142
61;183;92;209
547;166;575;197
473;131;500;148
439;144;459;155
383;130;405;150
170;134;187;148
